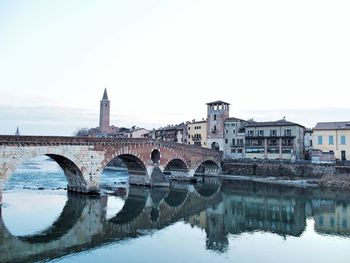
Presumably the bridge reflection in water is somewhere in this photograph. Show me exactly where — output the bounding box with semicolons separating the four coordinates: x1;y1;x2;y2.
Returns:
2;180;350;262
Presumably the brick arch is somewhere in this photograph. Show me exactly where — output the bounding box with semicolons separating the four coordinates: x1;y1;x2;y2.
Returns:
163;157;190;173
101;147;149;177
1;148;87;193
192;158;221;174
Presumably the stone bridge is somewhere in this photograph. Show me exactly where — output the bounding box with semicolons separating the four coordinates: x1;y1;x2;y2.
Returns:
0;135;223;203
0;181;222;263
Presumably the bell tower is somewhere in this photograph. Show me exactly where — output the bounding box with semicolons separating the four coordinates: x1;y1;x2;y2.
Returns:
99;88;110;133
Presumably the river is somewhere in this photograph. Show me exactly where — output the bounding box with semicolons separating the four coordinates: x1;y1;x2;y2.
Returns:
1;157;350;262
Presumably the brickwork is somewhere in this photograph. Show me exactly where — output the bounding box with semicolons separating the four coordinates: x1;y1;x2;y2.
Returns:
0;136;223;202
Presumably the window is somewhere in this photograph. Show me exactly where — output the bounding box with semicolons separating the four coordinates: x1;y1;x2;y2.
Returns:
213;114;217;121
232;130;236;134
284;129;292;136
232;139;235;145
258;130;264;137
329;135;334;145
225;139;228;144
237;149;243;153
341;135;346;145
231;149;236;153
248;130;254;136
318;136;323;145
226;130;228;134
270;139;277;146
270;129;277;136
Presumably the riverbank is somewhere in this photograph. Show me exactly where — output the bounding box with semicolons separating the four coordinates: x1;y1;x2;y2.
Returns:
222;159;350;191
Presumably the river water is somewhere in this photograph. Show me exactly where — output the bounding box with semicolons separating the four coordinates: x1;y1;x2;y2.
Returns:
1;157;350;262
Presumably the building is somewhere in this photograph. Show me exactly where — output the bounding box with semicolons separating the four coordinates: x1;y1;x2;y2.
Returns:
223;118;248;159
187;119;207;147
304;128;313;160
244;119;305;160
312;122;350;161
125;128;150;138
99;88;110;133
155;123;187;143
206;100;230;151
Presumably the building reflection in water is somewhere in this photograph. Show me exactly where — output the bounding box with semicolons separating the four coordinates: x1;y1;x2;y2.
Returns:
186;181;350;253
312;199;350;236
1;179;350;262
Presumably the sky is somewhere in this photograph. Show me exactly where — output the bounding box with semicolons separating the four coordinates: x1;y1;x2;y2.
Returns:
0;0;349;135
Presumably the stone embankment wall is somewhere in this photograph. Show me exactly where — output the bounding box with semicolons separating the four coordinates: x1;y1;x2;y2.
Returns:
222;160;337;178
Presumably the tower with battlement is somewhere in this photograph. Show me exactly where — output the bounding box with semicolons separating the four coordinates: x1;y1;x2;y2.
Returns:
206;100;230;151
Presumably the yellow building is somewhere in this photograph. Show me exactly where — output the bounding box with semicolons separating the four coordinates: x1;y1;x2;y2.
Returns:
187;119;207;147
312;122;350;161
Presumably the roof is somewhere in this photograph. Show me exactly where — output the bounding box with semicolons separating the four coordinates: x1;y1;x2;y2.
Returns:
225;117;246;122
158;123;186;131
245;119;305;128
206;100;230;105
314;122;350;130
188;120;207;125
305;128;313;133
102;88;108;100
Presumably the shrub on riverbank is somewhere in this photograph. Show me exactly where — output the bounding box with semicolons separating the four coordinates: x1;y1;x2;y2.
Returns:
319;174;350;190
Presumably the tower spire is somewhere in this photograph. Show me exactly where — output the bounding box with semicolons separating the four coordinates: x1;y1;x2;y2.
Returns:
15;126;20;136
102;87;108;100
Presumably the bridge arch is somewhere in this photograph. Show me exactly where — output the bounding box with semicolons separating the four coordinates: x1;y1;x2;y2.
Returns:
163;158;190;176
102;149;148;176
193;159;221;176
1;149;87;194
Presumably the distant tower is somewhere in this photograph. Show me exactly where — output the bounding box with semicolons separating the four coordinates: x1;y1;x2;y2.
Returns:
15;126;20;136
206;100;230;151
99;88;110;133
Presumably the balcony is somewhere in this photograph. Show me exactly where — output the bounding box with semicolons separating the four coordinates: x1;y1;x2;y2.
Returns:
245;146;265;154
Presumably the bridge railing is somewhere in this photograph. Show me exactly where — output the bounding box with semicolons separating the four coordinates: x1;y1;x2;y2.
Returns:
0;135;222;157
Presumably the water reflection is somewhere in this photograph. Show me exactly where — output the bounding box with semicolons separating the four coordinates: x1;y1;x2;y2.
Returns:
1;180;350;262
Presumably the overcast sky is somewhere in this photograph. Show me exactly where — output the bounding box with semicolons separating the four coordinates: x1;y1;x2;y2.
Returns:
1;0;349;135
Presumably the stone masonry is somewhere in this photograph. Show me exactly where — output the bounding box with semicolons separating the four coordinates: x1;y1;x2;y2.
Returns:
0;135;223;204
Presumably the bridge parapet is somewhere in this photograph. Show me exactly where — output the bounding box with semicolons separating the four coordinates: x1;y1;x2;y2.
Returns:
0;136;222;157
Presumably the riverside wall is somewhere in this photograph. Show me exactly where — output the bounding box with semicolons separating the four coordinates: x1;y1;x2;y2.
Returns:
222;160;339;178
